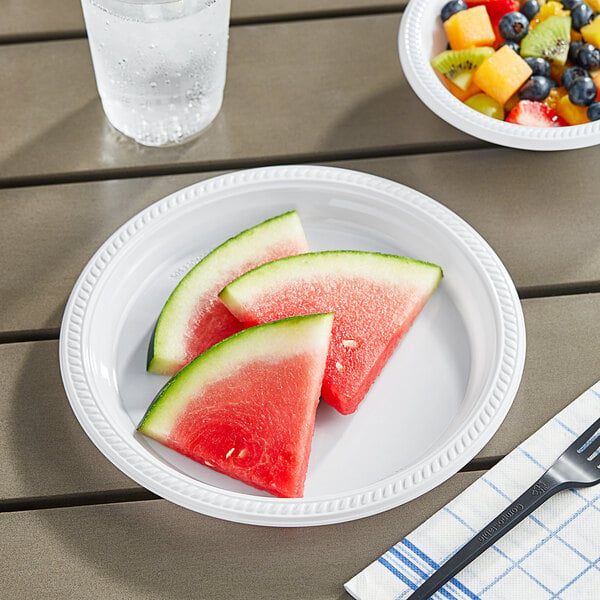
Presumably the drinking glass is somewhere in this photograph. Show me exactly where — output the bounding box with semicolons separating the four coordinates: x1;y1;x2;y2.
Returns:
81;0;231;146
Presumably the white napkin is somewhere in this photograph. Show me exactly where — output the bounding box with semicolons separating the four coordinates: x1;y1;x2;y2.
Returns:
345;380;600;599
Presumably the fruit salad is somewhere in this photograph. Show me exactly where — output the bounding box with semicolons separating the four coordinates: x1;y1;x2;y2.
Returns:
431;0;600;126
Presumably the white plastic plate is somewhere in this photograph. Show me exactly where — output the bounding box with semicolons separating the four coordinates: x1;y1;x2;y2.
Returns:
59;165;525;526
399;0;600;150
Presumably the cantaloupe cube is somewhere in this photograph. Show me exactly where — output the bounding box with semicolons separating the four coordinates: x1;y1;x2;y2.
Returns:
571;29;583;42
440;75;482;101
581;15;600;48
444;6;496;50
556;94;590;124
473;45;533;105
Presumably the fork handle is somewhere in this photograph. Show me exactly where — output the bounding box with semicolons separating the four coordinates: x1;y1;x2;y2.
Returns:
406;471;568;599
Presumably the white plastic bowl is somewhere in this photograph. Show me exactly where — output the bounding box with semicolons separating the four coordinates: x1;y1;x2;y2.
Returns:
399;0;600;150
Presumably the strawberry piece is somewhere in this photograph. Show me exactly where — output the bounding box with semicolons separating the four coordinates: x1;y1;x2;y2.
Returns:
466;0;520;25
506;100;568;127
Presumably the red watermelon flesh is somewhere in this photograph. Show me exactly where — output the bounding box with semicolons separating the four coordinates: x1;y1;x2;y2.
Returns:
148;211;309;376
177;237;304;366
219;251;443;415
167;353;319;496
138;313;333;498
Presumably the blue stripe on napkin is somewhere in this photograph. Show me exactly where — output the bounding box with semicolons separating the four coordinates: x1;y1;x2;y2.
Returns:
345;381;600;600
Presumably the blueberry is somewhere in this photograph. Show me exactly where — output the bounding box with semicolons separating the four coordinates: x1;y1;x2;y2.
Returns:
518;75;557;101
524;56;551;77
499;40;521;53
521;0;540;20
571;2;594;31
562;66;589;89
561;0;583;9
441;0;467;22
577;43;600;70
568;76;597;105
498;11;530;41
569;40;585;63
587;102;600;120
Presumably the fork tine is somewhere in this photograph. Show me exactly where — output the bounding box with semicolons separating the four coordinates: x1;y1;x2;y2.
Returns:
570;414;600;454
588;442;600;464
582;432;600;454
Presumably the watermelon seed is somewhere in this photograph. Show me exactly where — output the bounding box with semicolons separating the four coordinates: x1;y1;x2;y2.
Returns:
342;339;358;348
205;460;215;467
226;447;235;459
238;448;248;459
335;362;344;372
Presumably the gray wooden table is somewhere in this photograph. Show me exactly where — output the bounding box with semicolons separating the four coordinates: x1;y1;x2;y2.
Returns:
2;2;599;599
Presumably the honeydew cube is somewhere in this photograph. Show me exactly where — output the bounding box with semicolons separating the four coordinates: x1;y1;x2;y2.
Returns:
581;15;600;48
473;45;533;105
443;6;496;50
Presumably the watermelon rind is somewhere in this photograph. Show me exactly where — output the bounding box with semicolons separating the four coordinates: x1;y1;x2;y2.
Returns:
147;210;309;375
219;250;443;312
139;312;334;442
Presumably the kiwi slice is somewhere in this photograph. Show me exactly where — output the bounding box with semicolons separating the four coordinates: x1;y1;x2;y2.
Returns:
431;47;494;90
520;16;571;66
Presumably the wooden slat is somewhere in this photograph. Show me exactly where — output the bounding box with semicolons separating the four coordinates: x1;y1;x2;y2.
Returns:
0;339;137;499
2;294;598;501
479;293;600;459
0;172;213;335
2;150;600;335
356;152;600;297
232;0;406;21
0;14;473;186
0;471;480;600
0;0;406;42
0;1;84;42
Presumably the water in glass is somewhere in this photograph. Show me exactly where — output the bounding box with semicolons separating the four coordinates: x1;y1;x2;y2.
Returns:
81;0;230;146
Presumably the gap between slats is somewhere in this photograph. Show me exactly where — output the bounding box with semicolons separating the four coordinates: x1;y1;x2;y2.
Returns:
2;285;600;346
0;489;159;513
0;143;491;191
0;4;406;46
1;471;491;513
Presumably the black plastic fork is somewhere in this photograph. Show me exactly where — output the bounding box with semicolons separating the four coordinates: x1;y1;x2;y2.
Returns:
406;414;600;600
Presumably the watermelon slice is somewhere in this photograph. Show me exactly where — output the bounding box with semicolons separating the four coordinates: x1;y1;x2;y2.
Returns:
148;211;309;376
138;313;334;498
219;251;443;415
